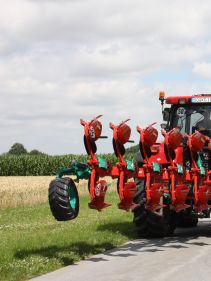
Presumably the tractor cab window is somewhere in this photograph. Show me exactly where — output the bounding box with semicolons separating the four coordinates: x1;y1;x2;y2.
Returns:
191;112;207;133
170;104;211;136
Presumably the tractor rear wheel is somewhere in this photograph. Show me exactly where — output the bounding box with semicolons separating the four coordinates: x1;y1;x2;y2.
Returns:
133;181;176;237
176;209;198;227
49;177;79;221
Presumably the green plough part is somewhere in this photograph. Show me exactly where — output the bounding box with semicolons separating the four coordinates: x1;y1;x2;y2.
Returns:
176;164;183;174
98;157;108;170
152;162;160;173
126;160;135;171
197;155;205;175
56;161;91;180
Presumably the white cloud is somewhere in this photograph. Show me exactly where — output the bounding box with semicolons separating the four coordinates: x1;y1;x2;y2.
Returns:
1;0;211;154
193;62;211;79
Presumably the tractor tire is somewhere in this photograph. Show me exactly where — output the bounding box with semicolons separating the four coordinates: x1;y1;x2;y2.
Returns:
176;210;198;228
132;181;176;238
48;177;79;221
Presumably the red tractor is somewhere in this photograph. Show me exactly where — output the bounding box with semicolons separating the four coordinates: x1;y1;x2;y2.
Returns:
48;93;211;237
133;93;211;236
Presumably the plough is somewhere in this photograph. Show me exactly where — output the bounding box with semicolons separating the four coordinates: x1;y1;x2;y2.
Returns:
49;93;211;237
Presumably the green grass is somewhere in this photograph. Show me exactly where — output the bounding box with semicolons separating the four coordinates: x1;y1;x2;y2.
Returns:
0;192;136;281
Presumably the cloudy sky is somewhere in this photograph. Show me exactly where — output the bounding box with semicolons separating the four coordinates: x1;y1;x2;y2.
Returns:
1;0;211;155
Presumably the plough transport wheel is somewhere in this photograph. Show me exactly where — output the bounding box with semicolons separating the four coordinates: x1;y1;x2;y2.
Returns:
48;177;79;221
132;181;176;237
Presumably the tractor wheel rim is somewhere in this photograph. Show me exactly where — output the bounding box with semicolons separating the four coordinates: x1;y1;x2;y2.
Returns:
68;187;77;209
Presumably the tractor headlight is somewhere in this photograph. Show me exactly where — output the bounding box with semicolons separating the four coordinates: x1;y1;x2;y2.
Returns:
179;98;186;104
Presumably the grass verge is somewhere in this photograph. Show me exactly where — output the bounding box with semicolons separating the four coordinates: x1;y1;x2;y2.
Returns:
0;192;136;281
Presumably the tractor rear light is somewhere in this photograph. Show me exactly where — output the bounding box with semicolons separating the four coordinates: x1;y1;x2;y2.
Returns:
151;144;159;152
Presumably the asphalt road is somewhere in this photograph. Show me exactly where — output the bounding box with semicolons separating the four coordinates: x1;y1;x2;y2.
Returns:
31;219;211;281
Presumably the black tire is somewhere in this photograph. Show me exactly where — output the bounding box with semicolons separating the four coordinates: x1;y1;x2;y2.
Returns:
176;209;198;227
49;177;79;221
133;180;176;237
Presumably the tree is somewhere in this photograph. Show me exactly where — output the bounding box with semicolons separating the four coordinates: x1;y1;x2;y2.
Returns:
29;149;45;155
125;144;139;154
8;143;28;155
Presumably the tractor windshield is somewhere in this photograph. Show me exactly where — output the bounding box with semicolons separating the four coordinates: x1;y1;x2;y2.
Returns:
170;104;211;137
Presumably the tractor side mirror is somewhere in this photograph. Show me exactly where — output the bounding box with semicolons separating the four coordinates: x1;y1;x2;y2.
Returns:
163;108;170;121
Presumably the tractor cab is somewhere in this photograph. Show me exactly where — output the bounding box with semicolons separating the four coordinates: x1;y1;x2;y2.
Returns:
160;93;211;137
160;93;211;170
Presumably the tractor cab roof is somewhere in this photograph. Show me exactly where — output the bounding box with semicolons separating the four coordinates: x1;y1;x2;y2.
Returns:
166;94;211;105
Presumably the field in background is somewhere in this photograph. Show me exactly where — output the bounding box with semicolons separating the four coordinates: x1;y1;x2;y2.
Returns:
0;176;117;209
0;154;126;176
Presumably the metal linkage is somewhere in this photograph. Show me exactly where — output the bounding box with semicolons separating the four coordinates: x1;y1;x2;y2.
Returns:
80;115;111;211
110;119;137;211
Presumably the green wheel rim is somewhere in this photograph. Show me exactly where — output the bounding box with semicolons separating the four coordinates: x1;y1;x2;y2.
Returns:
68;187;77;209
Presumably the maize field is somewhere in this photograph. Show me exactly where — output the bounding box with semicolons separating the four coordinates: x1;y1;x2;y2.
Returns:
0;154;127;176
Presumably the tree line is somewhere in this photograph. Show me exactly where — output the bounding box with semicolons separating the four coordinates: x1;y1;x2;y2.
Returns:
6;143;46;156
5;143;139;156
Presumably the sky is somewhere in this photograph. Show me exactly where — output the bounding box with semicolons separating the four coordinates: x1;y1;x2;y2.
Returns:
1;0;211;155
